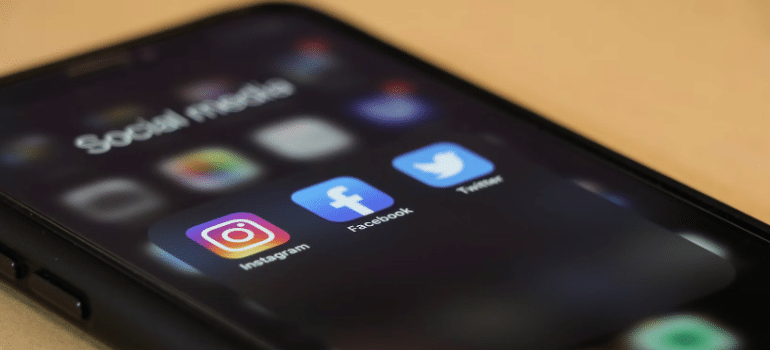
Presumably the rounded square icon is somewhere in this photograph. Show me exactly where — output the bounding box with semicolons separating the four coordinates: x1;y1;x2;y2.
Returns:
276;39;338;84
159;147;262;192
292;176;394;222
186;213;290;259
628;314;740;350
351;79;434;128
392;142;494;188
1;134;55;166
253;116;356;161
61;178;164;223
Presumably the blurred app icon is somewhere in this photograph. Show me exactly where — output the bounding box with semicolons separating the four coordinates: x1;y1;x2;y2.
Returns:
253;116;355;161
352;79;433;127
159;147;262;192
176;77;235;103
62;178;164;223
628;314;739;350
86;103;148;129
393;142;494;188
0;134;54;166
277;38;337;84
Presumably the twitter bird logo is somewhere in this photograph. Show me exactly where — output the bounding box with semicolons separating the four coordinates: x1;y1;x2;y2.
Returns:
393;142;495;188
413;151;464;179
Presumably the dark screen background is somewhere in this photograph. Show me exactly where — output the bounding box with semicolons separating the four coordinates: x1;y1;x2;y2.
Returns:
1;8;769;350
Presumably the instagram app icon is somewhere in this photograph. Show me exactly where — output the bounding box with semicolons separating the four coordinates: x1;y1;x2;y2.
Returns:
186;212;290;259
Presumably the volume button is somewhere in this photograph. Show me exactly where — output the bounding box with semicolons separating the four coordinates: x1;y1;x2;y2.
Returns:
28;272;87;320
0;251;19;279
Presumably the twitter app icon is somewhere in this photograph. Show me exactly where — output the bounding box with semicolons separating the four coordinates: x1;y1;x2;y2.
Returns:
392;142;494;188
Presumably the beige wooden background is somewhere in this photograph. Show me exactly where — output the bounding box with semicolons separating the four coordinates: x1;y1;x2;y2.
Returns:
2;0;770;348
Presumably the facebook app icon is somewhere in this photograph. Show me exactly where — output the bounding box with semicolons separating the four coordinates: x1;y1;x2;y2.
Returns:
291;176;394;222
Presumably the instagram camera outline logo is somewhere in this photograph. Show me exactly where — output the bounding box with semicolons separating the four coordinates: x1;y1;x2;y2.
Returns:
186;212;290;259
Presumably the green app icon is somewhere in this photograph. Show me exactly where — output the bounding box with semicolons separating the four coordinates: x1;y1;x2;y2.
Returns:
629;315;739;350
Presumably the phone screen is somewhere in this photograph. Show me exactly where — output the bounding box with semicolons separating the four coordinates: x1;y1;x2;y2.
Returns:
1;6;768;349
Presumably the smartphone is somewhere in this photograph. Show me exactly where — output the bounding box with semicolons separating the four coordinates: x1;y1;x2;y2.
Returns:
0;3;768;349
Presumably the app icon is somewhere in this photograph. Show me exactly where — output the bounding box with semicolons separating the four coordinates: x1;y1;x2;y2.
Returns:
86;103;149;129
627;314;739;350
392;142;494;188
176;77;235;103
0;134;54;166
352;79;433;128
61;178;164;223
187;212;290;259
292;176;394;222
253;116;356;161
277;38;337;84
159;147;262;192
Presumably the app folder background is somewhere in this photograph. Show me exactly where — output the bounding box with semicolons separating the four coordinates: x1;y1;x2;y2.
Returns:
150;150;734;350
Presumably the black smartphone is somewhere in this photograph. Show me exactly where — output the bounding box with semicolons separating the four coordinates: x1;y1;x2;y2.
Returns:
1;3;768;350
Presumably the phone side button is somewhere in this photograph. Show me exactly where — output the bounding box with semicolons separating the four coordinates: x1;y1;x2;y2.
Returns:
28;272;86;320
0;251;19;279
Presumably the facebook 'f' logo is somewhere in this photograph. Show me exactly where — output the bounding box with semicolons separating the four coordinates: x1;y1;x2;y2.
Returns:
291;177;394;222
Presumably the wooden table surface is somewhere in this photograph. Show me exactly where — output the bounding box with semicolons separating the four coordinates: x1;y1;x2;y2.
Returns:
2;0;770;348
